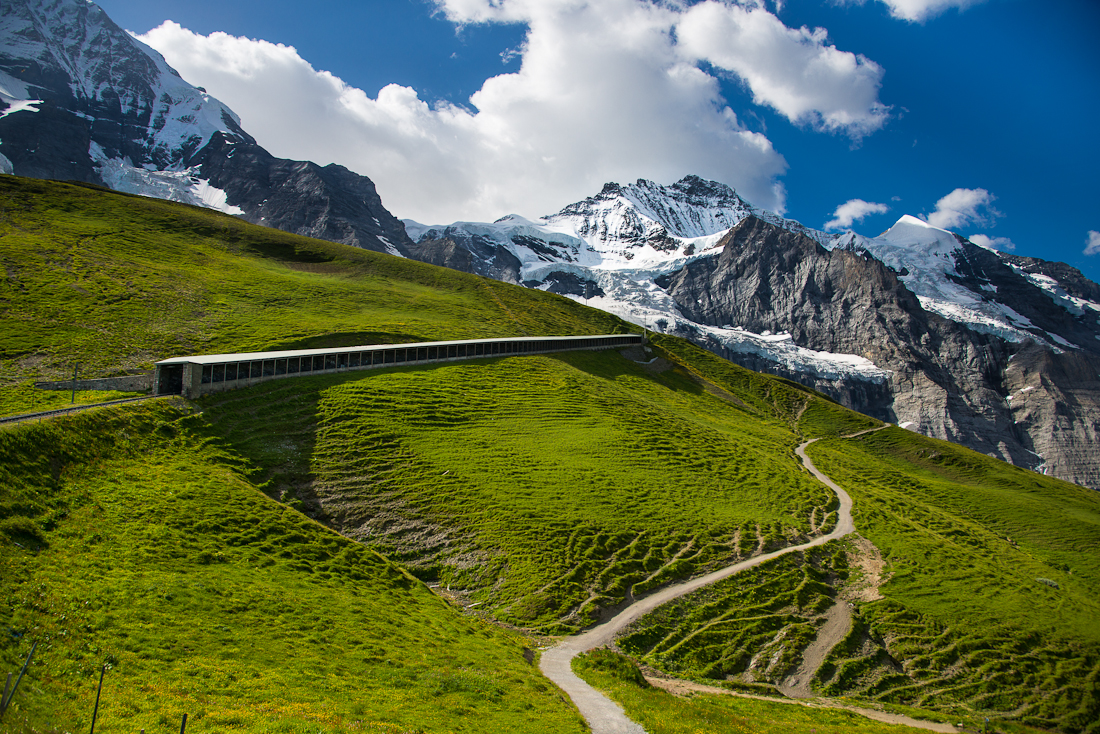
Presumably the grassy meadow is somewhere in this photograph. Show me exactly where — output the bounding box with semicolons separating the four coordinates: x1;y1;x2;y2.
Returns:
0;176;625;416
3;175;1100;733
805;429;1100;732
0;401;585;733
601;422;1100;732
616;543;849;687
190;348;833;633
571;649;1052;734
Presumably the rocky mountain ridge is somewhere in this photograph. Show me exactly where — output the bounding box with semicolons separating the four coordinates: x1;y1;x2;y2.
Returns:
0;0;411;254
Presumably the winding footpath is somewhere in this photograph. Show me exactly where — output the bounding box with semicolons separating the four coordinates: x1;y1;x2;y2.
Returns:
538;434;864;734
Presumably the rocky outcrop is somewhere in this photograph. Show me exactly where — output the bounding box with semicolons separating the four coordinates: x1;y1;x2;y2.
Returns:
405;227;524;284
1002;344;1100;489
948;243;1100;350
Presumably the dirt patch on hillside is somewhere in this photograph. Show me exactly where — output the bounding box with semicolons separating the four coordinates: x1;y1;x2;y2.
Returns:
620;346;674;374
844;535;888;603
778;602;851;698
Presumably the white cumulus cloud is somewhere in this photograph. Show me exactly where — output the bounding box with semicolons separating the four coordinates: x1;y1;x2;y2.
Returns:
136;0;890;224
824;198;889;231
968;233;1016;252
1085;230;1100;256
838;0;987;23
924;187;1000;230
676;1;889;135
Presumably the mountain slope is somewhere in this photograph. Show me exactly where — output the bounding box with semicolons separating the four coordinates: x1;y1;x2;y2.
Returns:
2;177;1098;732
0;401;585;733
0;175;628;418
405;177;1100;490
0;0;412;254
8;0;1097;490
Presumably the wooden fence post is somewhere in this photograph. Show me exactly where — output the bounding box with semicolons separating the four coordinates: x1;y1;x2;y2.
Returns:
0;641;37;718
89;663;106;733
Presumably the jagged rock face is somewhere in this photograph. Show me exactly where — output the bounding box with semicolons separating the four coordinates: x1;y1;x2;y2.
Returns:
657;216;927;355
0;0;249;174
0;0;410;255
933;243;1100;487
948;243;1100;350
1003;344;1100;488
404;227;524;284
521;272;604;299
192;134;412;255
658;216;1025;460
1001;254;1100;305
657;215;1100;488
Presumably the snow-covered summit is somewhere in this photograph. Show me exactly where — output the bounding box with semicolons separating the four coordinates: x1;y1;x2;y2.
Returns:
1;0;413;253
546;175;753;242
407;176;835;276
829;214;1100;345
0;0;247;169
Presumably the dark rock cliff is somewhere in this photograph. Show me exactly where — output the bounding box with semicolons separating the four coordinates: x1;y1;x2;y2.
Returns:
190;133;413;255
0;0;411;256
405;227;524;284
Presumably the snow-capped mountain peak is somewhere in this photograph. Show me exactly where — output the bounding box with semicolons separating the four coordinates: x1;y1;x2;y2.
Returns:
1;0;413;254
1;0;247;169
546;175;753;243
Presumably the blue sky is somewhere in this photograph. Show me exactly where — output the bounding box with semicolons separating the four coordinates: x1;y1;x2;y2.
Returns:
98;0;1100;279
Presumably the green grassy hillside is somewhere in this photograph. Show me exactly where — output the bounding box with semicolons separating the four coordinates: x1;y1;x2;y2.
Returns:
606;425;1100;732
0;401;584;733
2;176;1100;733
806;429;1100;732
190;348;832;634
0;176;625;416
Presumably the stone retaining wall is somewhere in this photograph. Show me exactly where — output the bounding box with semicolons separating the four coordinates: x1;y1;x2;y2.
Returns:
35;374;152;393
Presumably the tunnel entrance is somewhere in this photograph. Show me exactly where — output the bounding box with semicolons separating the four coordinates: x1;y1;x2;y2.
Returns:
156;365;184;395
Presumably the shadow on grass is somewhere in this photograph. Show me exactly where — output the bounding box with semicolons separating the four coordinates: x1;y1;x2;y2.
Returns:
548;348;711;400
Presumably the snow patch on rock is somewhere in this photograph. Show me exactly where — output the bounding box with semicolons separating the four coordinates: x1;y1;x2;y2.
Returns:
845;216;1052;343
0;69;43;119
1009;265;1100;317
91;142;242;215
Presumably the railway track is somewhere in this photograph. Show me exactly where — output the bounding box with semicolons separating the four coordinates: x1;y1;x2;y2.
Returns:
0;396;157;426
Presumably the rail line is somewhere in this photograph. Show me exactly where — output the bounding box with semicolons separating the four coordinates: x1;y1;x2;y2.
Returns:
0;396;156;426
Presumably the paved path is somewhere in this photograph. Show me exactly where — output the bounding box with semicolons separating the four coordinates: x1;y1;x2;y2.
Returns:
539;433;864;733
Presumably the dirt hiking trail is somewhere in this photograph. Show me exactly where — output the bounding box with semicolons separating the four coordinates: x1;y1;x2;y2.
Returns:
646;676;957;733
540;427;947;734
